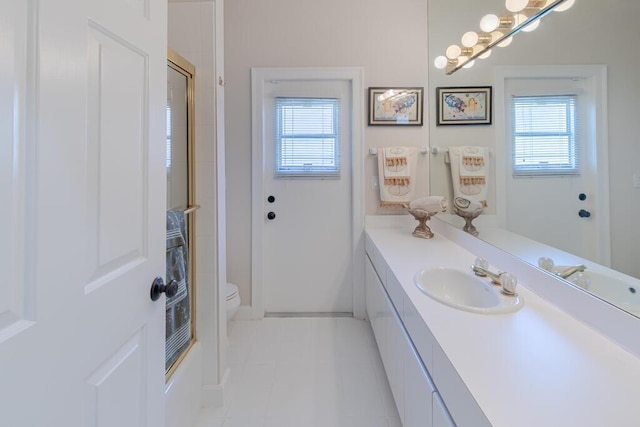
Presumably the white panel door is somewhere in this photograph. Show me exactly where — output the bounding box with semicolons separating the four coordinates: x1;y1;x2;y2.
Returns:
0;0;167;425
504;77;601;263
262;79;353;314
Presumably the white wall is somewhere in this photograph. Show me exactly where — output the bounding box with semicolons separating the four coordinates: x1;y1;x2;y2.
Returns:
428;0;640;278
225;0;430;305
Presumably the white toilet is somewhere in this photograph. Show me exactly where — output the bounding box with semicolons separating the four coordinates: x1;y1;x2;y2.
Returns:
226;283;240;321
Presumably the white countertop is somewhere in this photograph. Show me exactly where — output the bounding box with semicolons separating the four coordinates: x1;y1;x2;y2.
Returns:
366;222;640;427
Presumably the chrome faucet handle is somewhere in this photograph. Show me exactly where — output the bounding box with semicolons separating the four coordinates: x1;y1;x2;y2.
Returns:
499;272;518;296
473;257;489;275
538;257;555;272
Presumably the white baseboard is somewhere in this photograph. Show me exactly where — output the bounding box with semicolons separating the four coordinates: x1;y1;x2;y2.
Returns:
202;366;229;408
233;305;253;321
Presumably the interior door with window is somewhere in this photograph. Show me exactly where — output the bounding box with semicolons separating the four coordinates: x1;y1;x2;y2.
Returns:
504;77;600;262
262;79;353;314
0;0;167;425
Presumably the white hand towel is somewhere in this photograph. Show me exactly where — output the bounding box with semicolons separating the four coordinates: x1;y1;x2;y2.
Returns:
409;196;447;213
459;146;488;179
378;146;418;207
449;146;489;208
383;147;411;181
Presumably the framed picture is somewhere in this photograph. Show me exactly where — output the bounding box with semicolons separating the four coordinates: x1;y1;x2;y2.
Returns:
436;86;492;125
368;87;423;126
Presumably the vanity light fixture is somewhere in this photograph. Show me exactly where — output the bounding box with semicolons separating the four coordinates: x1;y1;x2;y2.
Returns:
434;0;574;75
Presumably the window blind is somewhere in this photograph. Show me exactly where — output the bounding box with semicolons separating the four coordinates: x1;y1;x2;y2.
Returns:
511;94;579;177
275;97;340;178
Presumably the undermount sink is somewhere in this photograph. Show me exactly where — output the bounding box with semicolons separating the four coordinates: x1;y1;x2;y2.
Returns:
414;267;524;314
554;266;640;315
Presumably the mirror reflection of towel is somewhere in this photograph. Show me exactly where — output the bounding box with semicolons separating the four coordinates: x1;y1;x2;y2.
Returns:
449;146;489;209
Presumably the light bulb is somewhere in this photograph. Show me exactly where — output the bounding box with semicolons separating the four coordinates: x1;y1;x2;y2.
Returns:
522;19;540;32
463;60;476;69
506;0;529;12
478;49;492;59
434;56;448;69
480;14;500;32
497;36;513;47
461;31;479;48
446;44;462;59
554;0;575;12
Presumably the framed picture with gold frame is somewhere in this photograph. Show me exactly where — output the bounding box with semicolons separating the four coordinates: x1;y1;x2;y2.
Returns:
368;87;423;126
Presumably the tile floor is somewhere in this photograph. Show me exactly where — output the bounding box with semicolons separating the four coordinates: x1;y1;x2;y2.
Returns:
194;317;401;427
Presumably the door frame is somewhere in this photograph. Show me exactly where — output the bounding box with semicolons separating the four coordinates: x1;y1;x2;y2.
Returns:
494;65;611;266
250;67;365;319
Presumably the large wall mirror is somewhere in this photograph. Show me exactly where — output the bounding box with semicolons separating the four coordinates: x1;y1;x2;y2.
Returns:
428;0;640;318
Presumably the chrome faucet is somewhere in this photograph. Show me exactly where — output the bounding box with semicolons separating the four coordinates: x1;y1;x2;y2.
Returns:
471;264;519;295
556;264;587;279
471;265;501;285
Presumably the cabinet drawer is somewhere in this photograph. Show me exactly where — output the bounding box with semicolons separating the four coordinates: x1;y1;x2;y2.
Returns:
433;392;456;427
404;297;435;372
365;234;387;287
365;256;386;355
404;328;436;427
386;271;405;318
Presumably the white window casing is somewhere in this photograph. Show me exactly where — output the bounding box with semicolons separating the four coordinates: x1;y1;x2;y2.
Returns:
274;97;341;179
511;94;579;177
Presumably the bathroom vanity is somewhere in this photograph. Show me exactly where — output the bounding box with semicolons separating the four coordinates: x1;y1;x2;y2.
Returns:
365;216;640;427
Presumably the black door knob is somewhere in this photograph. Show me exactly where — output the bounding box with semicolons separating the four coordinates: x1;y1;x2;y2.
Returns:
267;212;276;220
267;195;275;203
578;193;587;201
150;277;178;301
578;209;591;218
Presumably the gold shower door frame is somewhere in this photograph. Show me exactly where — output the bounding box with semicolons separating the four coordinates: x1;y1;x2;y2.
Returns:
166;49;198;379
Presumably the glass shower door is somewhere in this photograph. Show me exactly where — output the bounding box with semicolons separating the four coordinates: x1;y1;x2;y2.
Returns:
165;50;197;375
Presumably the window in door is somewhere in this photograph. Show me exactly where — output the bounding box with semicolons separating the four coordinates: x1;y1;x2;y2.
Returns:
275;97;341;178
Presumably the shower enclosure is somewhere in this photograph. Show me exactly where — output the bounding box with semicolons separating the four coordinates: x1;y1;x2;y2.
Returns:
166;50;198;375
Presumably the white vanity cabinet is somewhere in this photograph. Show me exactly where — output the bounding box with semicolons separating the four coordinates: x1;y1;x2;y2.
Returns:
365;231;492;427
403;327;436;427
433;393;456;427
366;254;453;427
365;224;640;427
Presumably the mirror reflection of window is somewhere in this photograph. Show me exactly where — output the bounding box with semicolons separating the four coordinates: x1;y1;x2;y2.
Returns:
167;66;190;211
511;95;578;177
